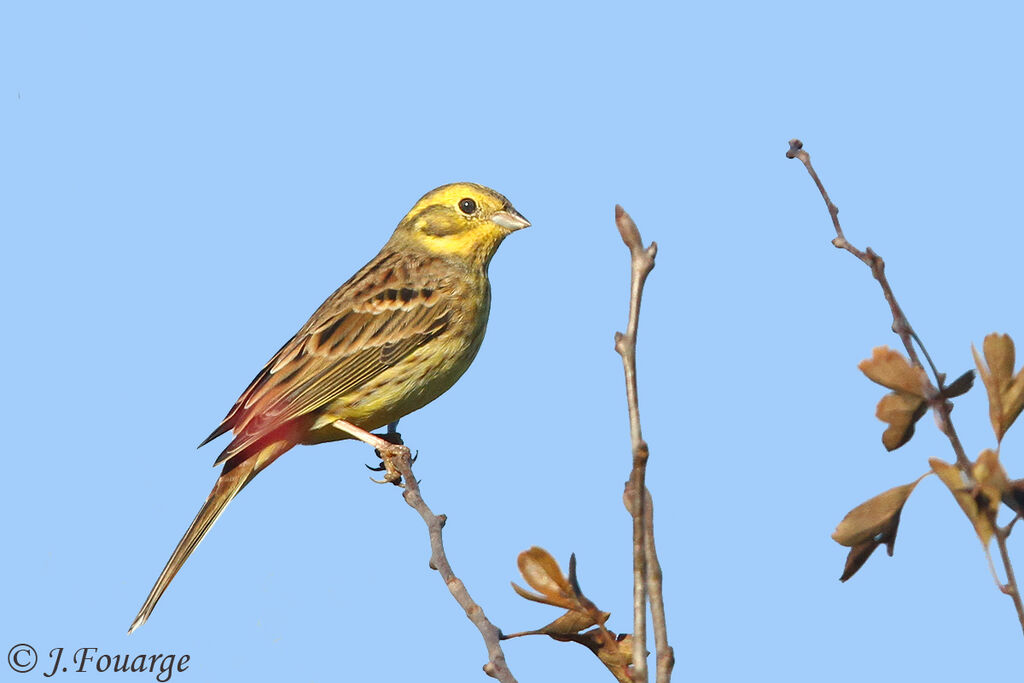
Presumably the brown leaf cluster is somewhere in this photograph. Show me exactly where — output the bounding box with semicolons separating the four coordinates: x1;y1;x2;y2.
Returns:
837;339;1022;585
858;347;930;451
973;333;1024;443
506;547;633;683
832;475;927;581
931;451;1010;547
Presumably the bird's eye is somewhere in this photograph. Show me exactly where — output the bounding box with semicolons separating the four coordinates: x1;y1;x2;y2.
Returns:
458;198;477;215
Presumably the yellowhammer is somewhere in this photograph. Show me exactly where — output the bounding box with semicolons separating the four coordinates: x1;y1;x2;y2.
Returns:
129;182;529;633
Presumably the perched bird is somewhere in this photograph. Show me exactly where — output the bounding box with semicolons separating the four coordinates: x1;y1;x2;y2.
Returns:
128;182;529;633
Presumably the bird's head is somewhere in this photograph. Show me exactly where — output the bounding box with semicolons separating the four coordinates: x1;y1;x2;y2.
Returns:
392;182;530;270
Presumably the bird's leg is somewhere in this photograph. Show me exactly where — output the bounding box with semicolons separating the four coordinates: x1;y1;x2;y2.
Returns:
381;421;417;466
330;418;407;485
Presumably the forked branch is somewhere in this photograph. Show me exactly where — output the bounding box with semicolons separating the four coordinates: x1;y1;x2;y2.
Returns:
785;139;970;469
614;206;673;683
786;138;1024;636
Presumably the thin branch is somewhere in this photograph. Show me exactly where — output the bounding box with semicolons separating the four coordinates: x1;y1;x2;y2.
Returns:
996;525;1024;636
787;138;1024;637
613;205;664;683
394;452;517;681
1006;512;1022;536
330;417;517;682
643;488;674;683
785;139;971;470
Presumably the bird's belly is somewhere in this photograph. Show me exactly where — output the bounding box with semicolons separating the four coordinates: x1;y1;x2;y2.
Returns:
300;332;483;445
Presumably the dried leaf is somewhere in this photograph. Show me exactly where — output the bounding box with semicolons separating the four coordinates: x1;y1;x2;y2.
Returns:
832;475;926;581
510;548;609;639
833;478;925;547
508;548;628;681
973;333;1024;442
875;391;928;451
1003;479;1024;516
537;608;605;637
972;449;1008;525
592;632;635;683
942;370;975;399
514;547;577;610
859;347;930;450
511;581;567;607
546;629;634;683
839;540;883;583
859;347;928;396
930;456;1004;547
930;457;976;531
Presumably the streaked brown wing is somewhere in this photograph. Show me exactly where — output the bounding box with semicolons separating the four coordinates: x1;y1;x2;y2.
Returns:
203;252;456;465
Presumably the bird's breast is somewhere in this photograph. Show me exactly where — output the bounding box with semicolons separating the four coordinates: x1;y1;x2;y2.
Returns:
302;278;491;443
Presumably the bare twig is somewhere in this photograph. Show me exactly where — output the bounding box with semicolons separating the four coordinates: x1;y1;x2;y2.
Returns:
996;525;1024;635
1007;512;1022;536
394;453;517;681
786;139;1024;636
642;489;674;683
330;417;517;682
786;139;970;470
613;205;669;682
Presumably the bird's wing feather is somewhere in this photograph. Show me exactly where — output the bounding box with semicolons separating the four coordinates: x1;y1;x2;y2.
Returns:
204;252;458;464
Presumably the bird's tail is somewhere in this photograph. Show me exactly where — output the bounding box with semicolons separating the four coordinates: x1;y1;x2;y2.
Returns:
127;441;288;634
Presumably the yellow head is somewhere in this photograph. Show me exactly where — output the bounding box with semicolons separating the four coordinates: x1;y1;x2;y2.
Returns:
391;182;530;271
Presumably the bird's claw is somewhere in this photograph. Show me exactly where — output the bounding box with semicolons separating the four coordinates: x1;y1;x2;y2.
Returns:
366;430;417;483
365;448;418;478
364;430;408;486
369;456;404;486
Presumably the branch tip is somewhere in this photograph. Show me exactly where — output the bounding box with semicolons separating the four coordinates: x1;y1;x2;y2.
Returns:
613;204;669;682
786;138;804;159
616;205;643;251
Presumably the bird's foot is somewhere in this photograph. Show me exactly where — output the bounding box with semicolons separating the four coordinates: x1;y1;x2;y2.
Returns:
365;430;412;486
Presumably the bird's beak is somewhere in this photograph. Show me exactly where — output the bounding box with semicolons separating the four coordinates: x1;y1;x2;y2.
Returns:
491;207;531;231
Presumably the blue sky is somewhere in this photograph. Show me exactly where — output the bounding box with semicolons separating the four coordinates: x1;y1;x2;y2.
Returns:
3;1;1023;680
